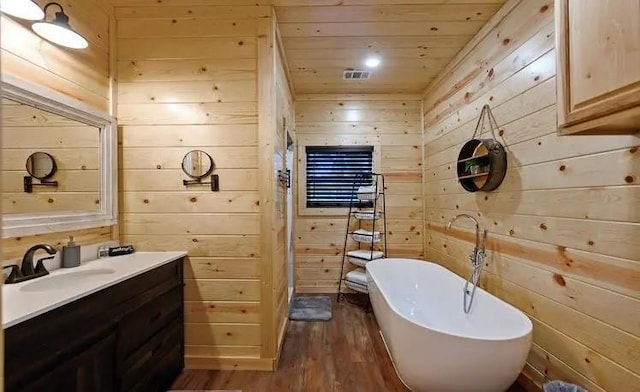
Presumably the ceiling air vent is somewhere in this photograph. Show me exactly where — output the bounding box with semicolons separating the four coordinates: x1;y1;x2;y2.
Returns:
343;70;370;80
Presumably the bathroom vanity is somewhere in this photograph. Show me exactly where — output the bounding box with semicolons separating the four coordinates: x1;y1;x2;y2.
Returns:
3;252;186;392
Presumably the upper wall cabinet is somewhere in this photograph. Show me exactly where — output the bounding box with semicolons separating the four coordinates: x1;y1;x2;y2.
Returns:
555;0;640;134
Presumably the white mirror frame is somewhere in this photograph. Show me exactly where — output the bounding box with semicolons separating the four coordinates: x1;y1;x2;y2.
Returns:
1;74;117;238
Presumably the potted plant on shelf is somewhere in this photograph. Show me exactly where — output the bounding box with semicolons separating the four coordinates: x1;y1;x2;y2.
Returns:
464;159;482;175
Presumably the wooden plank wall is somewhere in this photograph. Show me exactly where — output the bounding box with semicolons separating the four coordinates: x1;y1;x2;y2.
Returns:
116;4;280;370
1;0;116;260
421;0;640;390
1;0;113;113
1;99;100;215
295;94;424;293
255;12;292;366
273;27;294;352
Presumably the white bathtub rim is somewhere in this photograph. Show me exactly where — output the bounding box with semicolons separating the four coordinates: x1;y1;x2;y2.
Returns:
367;258;533;342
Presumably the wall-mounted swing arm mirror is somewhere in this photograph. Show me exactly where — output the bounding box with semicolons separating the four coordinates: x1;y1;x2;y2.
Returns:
26;152;57;179
1;74;117;237
24;151;59;193
182;150;214;179
181;150;219;191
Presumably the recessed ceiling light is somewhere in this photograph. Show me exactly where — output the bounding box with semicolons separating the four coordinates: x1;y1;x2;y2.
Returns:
365;57;381;68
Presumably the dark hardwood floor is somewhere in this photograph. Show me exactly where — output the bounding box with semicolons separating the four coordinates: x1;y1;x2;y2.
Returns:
171;295;526;392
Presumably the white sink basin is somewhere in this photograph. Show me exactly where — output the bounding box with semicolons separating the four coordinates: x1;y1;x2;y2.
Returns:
19;268;116;292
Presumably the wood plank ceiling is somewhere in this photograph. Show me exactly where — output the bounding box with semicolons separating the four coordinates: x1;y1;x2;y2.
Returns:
274;1;507;94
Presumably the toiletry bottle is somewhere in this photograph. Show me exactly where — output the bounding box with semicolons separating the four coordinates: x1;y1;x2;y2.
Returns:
62;236;81;268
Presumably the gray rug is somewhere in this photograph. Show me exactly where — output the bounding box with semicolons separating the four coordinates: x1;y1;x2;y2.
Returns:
289;296;332;321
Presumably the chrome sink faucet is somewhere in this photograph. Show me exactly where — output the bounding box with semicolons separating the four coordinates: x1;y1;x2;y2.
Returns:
446;214;488;314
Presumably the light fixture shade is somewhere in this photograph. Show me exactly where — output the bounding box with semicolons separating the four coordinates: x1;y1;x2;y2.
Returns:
0;0;44;20
32;6;88;49
33;21;88;49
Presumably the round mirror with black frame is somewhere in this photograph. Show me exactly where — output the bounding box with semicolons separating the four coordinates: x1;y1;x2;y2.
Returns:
26;152;57;180
181;150;219;191
23;151;59;193
182;150;214;180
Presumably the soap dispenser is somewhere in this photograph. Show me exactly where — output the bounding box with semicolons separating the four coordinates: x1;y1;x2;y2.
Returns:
61;236;81;268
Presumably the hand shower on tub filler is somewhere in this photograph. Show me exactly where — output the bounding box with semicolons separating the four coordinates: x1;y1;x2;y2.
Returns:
446;214;488;314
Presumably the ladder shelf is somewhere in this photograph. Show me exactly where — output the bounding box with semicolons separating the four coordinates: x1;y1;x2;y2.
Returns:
337;173;387;309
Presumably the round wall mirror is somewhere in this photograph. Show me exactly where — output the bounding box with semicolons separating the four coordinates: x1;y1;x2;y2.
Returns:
25;152;57;179
182;150;214;179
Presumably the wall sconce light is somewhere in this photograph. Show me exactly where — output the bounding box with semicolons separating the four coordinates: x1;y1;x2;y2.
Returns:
32;2;88;49
0;0;44;20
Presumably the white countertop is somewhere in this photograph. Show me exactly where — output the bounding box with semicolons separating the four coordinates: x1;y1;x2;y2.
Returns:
2;251;187;329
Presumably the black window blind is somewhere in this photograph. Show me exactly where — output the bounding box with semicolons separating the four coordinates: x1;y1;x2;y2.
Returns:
305;146;373;208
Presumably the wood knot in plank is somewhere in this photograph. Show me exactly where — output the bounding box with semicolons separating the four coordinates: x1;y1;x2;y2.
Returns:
553;273;566;286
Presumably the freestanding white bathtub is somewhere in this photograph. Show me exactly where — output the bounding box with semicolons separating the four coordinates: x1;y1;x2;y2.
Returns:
367;258;532;392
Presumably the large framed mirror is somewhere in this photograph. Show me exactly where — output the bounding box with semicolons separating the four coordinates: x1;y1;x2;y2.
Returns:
1;74;117;237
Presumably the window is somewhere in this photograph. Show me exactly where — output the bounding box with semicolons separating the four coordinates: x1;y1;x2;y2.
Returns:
305;146;373;208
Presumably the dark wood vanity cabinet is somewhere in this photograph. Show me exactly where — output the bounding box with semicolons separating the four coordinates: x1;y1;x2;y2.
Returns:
20;331;117;392
117;286;184;391
4;258;185;392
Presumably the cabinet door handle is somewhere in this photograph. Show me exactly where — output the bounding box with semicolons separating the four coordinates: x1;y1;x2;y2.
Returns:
149;311;162;323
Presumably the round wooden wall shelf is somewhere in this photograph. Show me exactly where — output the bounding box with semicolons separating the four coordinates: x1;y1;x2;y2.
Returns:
456;138;507;192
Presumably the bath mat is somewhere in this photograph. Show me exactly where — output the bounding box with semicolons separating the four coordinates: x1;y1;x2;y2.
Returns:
289;296;332;321
543;381;585;392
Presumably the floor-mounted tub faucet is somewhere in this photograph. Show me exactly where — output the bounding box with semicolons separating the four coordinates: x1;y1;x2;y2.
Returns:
446;214;488;314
